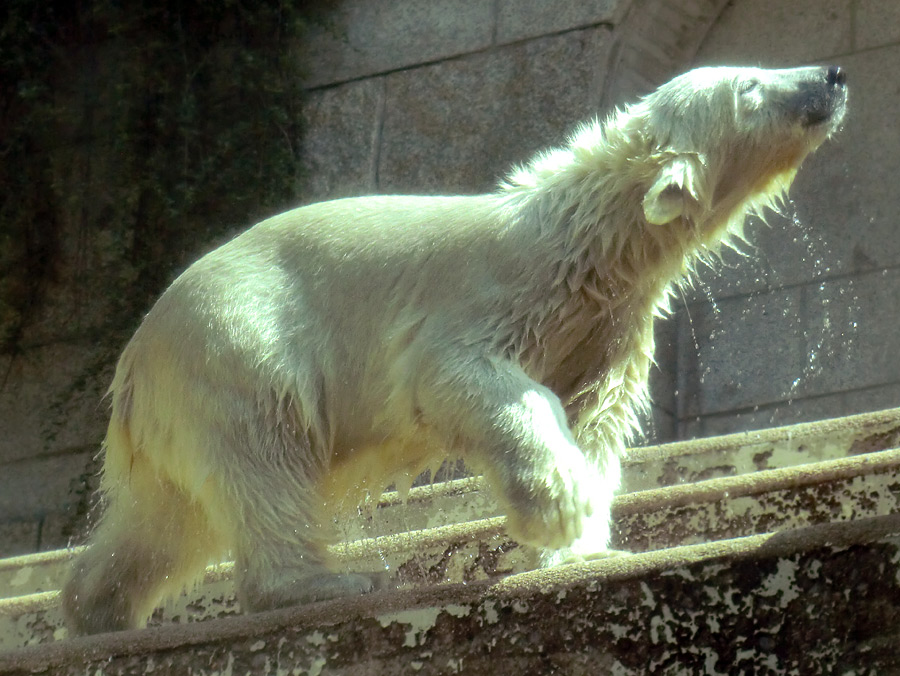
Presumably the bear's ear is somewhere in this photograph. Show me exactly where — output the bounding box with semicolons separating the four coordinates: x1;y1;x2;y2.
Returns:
642;156;700;225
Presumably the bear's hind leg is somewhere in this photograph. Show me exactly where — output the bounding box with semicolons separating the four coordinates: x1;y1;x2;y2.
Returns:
213;408;381;614
62;466;223;635
223;480;380;612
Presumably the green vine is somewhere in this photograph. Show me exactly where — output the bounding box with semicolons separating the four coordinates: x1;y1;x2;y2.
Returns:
1;1;316;348
1;1;324;451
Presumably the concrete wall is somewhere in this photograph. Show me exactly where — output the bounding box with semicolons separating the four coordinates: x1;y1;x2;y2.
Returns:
1;0;897;557
671;0;900;437
294;0;900;441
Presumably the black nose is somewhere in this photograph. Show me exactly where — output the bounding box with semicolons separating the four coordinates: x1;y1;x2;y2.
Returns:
826;66;846;87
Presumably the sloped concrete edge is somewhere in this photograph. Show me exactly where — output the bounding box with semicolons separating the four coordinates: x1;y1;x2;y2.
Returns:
3;512;900;675
624;405;900;467
5;407;894;596
4;443;899;608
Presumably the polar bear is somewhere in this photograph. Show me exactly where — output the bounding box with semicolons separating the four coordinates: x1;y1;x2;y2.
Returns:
62;65;847;634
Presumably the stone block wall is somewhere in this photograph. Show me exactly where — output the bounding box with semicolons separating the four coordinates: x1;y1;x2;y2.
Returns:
0;0;897;557
670;0;900;437
294;0;900;441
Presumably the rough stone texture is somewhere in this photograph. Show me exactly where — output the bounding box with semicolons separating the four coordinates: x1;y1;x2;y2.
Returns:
794;46;900;279
297;0;496;88
0;344;108;465
10;55;142;351
495;0;623;43
0;528;37;562
693;0;853;67
857;0;900;49
616;449;900;551
297;79;385;204
377;27;612;194
4;515;900;675
690;46;900;301
12;441;898;653
597;0;733;109
0;451;96;559
674;29;900;435
37;511;91;554
0;550;74;599
295;0;631;90
625;408;900;490
3;409;898;654
801;268;900;394
678;288;806;417
0;453;92;524
683;382;900;439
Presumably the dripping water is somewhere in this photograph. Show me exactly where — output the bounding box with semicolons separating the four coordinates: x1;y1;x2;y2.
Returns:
677;201;859;431
693;277;722;387
786;201;859;400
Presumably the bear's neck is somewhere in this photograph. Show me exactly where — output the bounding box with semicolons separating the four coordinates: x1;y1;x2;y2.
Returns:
503;173;705;435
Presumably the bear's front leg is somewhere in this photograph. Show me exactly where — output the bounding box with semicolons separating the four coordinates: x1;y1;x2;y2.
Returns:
416;354;598;551
539;450;625;566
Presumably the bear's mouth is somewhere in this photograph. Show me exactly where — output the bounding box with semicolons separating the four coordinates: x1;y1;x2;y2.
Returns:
803;108;834;127
801;94;845;128
800;66;847;129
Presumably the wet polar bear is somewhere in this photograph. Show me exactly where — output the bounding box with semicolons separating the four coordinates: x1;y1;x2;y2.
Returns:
63;65;847;634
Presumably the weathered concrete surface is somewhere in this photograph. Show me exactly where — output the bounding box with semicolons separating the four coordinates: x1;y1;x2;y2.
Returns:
679;11;900;438
616;447;900;551
377;27;613;194
3;514;900;675
3;407;896;596
623;405;900;490
2;408;899;656
296;0;626;89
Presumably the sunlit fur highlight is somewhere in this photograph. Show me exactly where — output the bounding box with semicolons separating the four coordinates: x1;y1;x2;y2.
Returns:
62;66;845;633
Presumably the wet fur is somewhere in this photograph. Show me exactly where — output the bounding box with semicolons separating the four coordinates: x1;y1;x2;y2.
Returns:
62;66;846;634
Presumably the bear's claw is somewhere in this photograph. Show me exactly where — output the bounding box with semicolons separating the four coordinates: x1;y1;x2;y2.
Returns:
501;444;594;550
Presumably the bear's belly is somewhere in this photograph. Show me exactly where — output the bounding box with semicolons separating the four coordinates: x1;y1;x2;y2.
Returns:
317;426;449;514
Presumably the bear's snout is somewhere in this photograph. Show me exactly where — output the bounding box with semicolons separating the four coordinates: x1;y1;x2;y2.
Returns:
825;65;846;88
797;65;847;128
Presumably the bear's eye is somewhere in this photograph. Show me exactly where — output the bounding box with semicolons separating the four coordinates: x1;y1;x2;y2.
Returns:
739;78;761;95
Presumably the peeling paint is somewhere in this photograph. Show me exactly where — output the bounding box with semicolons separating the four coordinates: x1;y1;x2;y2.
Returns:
446;657;464;673
304;656;326;676
304;631;325;646
759;558;800;607
209;652;234;676
377;606;442;647
9;567;33;589
3;412;900;673
480;599;499;625
639;581;655;608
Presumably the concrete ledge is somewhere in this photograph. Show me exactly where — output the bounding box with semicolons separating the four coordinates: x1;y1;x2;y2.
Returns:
3;513;900;674
2;408;898;662
3;408;897;594
3;444;899;650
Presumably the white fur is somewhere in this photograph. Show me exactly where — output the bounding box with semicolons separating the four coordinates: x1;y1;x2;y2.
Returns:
62;66;846;634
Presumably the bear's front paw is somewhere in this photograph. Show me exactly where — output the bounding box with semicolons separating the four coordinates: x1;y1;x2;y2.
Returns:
500;445;594;550
544;548;632;567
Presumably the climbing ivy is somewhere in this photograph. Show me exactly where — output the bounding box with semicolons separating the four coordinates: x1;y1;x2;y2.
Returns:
0;0;319;355
0;0;332;460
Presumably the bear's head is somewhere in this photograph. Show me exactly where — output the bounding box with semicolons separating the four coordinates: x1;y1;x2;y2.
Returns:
638;66;847;232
